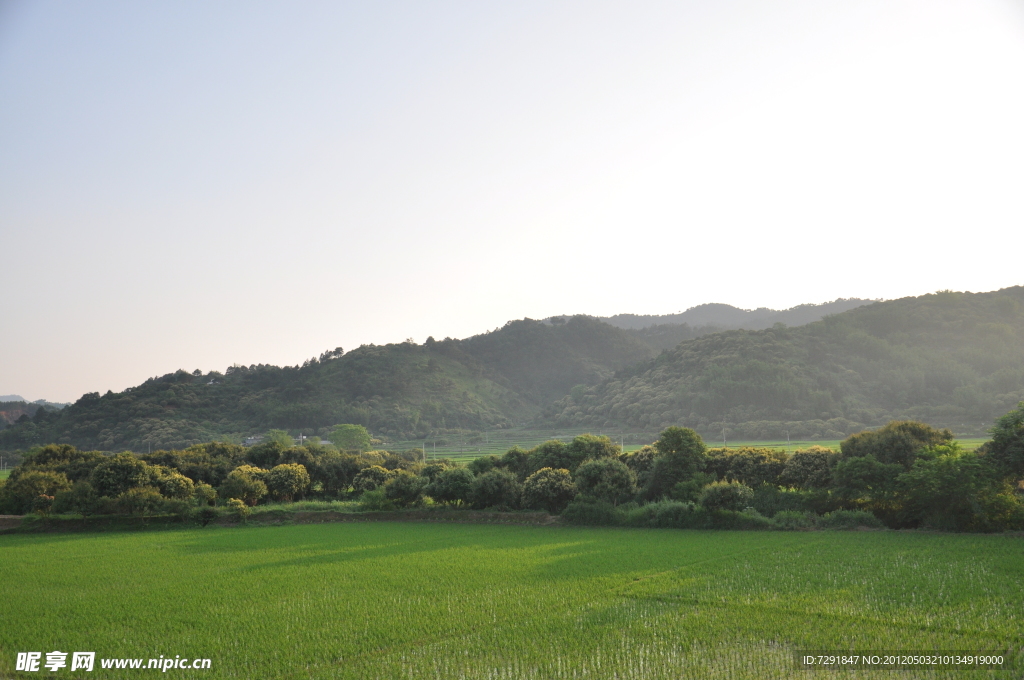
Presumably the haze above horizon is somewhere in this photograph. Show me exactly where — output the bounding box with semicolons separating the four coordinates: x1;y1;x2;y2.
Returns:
2;1;1023;402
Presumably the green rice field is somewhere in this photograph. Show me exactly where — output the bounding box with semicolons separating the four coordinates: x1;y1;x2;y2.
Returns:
390;429;990;461
1;522;1021;679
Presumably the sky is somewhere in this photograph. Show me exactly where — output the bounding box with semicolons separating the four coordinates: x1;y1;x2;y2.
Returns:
2;0;1023;403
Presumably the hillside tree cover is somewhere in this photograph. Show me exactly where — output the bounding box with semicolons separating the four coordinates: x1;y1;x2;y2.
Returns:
550;288;1024;439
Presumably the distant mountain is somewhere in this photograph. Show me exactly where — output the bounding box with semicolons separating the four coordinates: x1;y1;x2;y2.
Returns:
0;316;652;452
546;288;1024;439
5;290;1022;451
0;395;25;402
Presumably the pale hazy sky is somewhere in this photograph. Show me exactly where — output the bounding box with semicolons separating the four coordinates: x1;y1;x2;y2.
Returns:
2;0;1023;403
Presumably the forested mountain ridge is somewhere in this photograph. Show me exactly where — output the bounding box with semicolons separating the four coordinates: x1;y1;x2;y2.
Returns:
586;298;878;352
547;288;1024;439
0;316;652;452
597;298;876;330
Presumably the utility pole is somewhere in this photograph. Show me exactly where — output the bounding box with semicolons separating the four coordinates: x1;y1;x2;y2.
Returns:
723;425;727;447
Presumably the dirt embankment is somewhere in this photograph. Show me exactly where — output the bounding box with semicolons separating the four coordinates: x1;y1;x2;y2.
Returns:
288;510;561;526
3;510;563;534
0;515;24;531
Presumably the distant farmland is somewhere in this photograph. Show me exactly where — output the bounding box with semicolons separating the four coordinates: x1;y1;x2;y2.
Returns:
1;523;1020;679
388;427;990;461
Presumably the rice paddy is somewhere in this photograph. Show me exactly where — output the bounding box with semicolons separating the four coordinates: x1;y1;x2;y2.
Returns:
391;429;990;461
1;523;1021;679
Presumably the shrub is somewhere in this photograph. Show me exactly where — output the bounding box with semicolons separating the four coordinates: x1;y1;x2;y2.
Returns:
699;481;754;512
820;510;884;530
469;468;522;510
226;498;250;521
192;506;219;527
359;488;396;511
750;484;833;517
522;468;576;513
669;472;716;504
562;499;623;526
772;510;817;530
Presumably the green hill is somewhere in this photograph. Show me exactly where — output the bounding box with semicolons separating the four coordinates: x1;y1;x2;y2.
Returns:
0;316;652;452
5;288;1024;452
547;288;1024;440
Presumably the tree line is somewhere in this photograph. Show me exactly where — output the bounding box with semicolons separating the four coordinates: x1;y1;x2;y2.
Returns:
2;403;1023;532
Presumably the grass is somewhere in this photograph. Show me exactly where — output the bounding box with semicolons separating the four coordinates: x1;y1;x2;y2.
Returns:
0;468;10;480
1;523;1021;679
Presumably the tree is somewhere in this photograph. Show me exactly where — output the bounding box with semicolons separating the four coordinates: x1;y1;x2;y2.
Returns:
980;401;1024;480
646;427;708;499
840;421;953;470
53;481;100;518
698;481;754;512
328;424;372;452
219;467;268;506
32;494;54;516
467;455;500;476
149;466;196;500
469;468;522;510
574;458;636;505
427;467;474;505
266;463;311;502
246;440;286;468
779;446;835;489
118;486;164;517
565;434;620;466
706;447;786;487
528;440;590;474
193;483;217;507
265;429;294;449
499;447;532;480
832;455;902;503
619;445;657;488
89;454;151;498
384;470;426;507
896;443;1024;531
316;453;362;497
0;470;72;514
522;468;576;513
353;465;391;493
